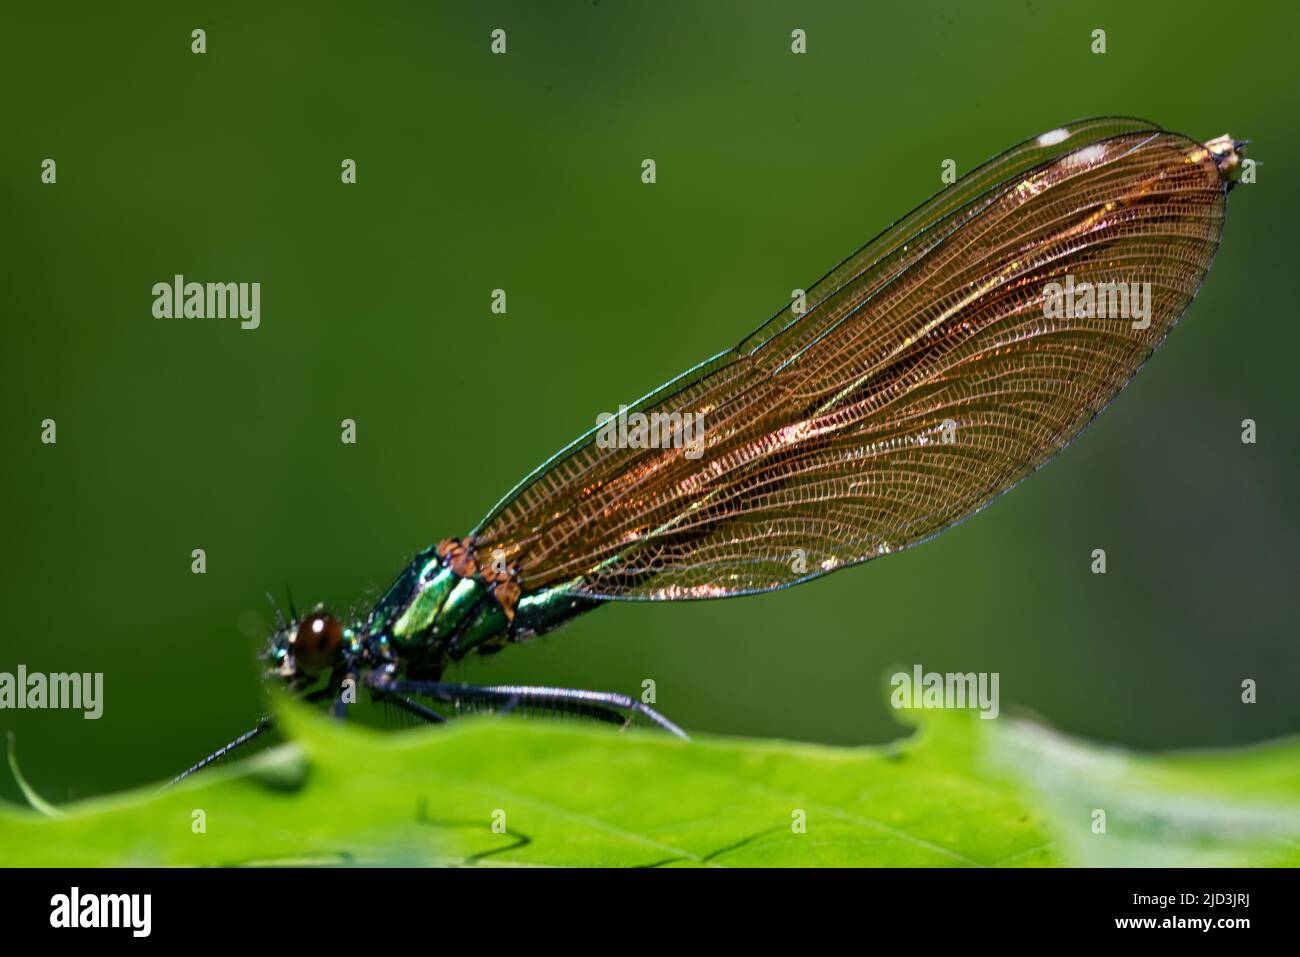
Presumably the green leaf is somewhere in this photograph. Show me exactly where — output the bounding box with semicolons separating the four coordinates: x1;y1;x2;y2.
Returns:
1;703;1297;866
7;732;65;819
993;722;1300;867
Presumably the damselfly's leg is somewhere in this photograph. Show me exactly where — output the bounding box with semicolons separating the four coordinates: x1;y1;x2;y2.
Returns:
365;674;688;740
163;717;273;790
165;681;334;787
373;692;448;725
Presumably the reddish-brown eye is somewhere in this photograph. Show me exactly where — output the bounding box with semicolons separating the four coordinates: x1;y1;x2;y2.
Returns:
290;612;344;674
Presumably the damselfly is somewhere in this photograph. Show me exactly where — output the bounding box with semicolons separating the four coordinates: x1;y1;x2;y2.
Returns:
173;118;1245;785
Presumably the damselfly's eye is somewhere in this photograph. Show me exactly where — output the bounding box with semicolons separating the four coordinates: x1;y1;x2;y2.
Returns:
291;612;343;674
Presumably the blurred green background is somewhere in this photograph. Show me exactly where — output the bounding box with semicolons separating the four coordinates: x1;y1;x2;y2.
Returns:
2;0;1297;804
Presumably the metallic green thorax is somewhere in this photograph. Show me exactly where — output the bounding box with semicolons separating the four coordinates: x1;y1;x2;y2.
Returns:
361;544;602;676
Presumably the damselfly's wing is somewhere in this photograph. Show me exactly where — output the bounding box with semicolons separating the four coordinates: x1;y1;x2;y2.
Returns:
473;119;1231;600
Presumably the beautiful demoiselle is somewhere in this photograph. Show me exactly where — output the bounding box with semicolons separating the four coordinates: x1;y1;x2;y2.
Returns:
173;117;1245;784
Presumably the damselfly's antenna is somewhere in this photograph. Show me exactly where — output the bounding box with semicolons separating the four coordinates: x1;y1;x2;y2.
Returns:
285;586;299;622
266;591;287;631
163;717;273;790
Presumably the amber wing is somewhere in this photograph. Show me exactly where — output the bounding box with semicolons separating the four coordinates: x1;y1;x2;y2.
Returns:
472;119;1229;600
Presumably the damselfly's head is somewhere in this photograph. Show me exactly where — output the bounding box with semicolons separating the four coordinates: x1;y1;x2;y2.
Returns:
264;609;348;685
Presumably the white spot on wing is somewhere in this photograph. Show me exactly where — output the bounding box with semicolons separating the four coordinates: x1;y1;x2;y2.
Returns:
1037;128;1069;147
1064;143;1107;167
